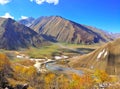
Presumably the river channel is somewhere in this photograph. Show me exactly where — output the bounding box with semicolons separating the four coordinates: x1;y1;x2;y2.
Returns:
46;62;83;75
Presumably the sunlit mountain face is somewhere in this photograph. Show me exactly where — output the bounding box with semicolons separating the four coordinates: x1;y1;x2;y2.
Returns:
29;16;113;44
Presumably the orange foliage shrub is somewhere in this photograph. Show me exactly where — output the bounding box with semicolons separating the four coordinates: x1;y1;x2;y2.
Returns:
94;70;110;83
0;53;10;71
69;74;94;89
13;65;36;82
56;74;69;89
44;73;56;89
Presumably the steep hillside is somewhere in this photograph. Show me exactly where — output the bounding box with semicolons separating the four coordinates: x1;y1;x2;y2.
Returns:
30;16;112;44
69;38;120;75
0;17;44;50
84;25;113;41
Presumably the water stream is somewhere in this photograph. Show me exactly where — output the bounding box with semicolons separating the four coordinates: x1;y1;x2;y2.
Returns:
46;62;83;75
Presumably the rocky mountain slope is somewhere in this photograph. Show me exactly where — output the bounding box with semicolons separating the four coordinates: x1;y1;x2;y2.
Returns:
69;38;120;75
0;17;44;50
30;16;112;44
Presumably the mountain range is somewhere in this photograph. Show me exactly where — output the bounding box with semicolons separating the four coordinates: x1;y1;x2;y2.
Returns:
29;16;113;44
110;33;120;39
0;16;119;50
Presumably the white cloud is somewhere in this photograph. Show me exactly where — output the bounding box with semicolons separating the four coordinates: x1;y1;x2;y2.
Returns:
1;13;14;19
30;0;59;5
20;16;28;19
0;0;11;5
46;0;59;5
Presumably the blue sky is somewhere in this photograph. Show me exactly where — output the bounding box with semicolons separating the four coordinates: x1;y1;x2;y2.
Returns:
0;0;119;33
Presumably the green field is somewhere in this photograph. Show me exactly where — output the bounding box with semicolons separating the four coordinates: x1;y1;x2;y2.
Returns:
0;42;100;59
24;44;60;58
22;43;100;59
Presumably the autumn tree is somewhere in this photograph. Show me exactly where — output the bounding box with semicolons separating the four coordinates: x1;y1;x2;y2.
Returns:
0;53;11;88
56;74;69;89
44;72;56;89
93;70;110;83
13;64;37;86
69;74;94;89
0;53;11;72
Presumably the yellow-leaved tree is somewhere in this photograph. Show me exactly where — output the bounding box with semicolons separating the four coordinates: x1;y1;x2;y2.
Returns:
69;74;94;89
13;64;37;86
0;53;11;74
93;70;110;83
44;73;56;89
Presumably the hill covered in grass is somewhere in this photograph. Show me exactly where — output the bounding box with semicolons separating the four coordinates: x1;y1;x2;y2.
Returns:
69;38;120;75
